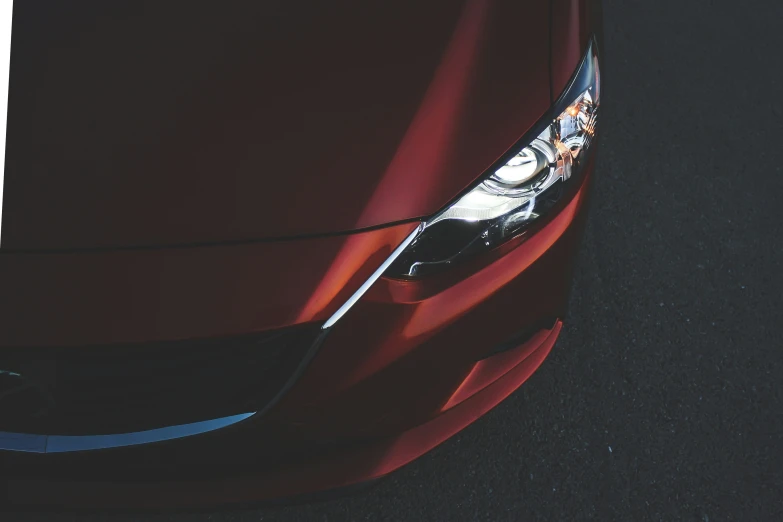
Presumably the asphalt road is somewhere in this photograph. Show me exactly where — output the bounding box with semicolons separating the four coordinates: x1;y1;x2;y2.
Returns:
12;0;783;520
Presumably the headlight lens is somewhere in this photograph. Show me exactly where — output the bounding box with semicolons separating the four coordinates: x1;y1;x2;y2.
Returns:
386;39;600;278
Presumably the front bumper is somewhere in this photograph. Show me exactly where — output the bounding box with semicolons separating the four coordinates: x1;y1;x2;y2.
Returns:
0;150;596;509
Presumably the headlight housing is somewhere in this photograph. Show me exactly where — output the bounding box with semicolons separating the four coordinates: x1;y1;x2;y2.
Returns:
386;38;600;278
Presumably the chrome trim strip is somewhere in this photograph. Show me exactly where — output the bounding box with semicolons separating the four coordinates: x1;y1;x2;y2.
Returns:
0;225;423;453
321;223;424;329
0;412;254;453
0;431;47;453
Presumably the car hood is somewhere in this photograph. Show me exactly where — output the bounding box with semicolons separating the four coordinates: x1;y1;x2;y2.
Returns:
2;0;551;251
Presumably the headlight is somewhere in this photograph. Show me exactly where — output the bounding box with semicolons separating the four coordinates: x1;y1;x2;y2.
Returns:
386;38;600;278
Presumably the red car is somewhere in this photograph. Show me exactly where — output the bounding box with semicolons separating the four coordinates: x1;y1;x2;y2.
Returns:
0;0;602;508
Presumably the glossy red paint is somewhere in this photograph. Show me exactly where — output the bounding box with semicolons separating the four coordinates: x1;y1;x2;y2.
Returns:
0;222;417;347
270;154;595;438
0;148;597;508
0;0;603;509
2;0;550;251
442;324;561;411
6;323;561;508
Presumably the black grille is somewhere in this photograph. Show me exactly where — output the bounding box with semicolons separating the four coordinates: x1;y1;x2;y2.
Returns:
0;324;321;436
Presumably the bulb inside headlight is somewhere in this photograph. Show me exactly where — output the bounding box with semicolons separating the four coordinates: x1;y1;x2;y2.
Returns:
386;38;600;279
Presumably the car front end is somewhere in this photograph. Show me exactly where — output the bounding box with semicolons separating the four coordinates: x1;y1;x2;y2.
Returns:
0;0;603;508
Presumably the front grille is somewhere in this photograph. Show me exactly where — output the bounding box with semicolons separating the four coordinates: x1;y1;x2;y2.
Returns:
0;324;322;436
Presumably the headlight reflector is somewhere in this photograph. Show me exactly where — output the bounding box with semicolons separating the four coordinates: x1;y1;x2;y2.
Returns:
386;39;600;278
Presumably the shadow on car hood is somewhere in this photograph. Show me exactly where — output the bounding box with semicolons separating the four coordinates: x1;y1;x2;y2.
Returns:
2;0;550;251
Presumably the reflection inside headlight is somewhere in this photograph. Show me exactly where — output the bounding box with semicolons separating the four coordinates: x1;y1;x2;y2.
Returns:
386;39;600;279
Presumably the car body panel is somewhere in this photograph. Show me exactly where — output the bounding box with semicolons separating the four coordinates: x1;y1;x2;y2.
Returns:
5;323;562;509
1;153;596;508
0;0;603;509
0;221;417;347
3;0;550;251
